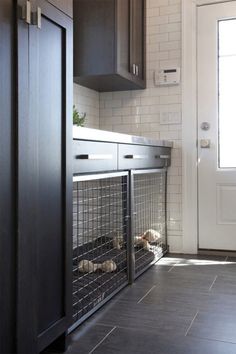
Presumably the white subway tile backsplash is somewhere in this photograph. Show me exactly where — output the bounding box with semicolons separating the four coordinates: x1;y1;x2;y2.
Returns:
131;105;150;115
160;40;180;51
105;99;122;108
159;22;181;33
150;0;167;7
160;4;181;16
148;15;168;26
149;33;169;44
73;83;100;129
140;114;160;123
168;13;181;23
169;31;181;41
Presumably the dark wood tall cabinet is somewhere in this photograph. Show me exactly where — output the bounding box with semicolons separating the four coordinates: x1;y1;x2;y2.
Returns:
73;0;146;92
0;1;16;353
0;1;73;353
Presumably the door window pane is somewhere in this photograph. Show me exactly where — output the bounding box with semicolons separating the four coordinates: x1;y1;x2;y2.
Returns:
219;19;236;168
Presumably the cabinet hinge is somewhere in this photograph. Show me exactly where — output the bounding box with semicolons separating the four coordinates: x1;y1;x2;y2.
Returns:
21;0;31;25
32;7;42;29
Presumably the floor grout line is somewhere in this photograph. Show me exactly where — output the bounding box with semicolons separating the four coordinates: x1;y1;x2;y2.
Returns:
187;332;236;346
137;285;156;304
168;265;175;272
208;275;218;292
185;310;199;337
89;326;117;354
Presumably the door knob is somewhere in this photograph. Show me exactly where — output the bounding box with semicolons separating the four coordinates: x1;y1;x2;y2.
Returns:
200;139;211;148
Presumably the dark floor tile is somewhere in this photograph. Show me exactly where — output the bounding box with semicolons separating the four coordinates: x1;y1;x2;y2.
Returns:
134;269;171;286
62;255;236;353
108;283;156;304
149;263;174;272
88;297;197;337
93;326;236;354
211;274;236;295
170;259;236;278
63;323;115;354
188;310;236;344
141;285;210;308
142;286;236;316
201;292;236;314
152;270;215;291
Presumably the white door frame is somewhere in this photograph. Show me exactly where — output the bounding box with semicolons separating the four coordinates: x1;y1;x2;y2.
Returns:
182;0;198;253
182;0;236;253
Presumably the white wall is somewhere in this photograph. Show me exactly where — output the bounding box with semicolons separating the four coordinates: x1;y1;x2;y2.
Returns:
73;0;183;252
99;0;182;252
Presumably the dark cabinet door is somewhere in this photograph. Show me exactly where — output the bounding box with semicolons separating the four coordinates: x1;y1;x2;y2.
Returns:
0;1;16;353
116;0;130;76
47;0;73;17
17;1;72;353
130;0;145;80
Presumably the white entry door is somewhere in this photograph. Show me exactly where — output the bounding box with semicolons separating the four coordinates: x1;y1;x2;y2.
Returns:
198;2;236;250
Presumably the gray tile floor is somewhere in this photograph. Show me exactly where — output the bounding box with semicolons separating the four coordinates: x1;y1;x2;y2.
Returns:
64;254;236;353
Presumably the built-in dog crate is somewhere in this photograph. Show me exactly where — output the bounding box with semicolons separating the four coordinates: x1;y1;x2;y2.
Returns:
131;169;167;278
71;172;129;330
70;128;172;333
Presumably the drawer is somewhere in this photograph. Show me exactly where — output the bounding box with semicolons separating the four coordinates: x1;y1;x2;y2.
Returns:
118;144;171;170
73;140;118;174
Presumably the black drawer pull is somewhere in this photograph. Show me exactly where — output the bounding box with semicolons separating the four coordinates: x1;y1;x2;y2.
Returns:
125;154;148;160
76;154;113;160
155;154;171;159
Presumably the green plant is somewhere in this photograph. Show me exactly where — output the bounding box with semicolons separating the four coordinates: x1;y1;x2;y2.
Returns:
73;105;86;127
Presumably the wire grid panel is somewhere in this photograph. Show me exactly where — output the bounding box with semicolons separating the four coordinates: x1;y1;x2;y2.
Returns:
133;171;166;273
72;175;128;324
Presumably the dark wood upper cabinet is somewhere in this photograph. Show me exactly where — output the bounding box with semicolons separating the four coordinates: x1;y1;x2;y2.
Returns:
73;0;146;92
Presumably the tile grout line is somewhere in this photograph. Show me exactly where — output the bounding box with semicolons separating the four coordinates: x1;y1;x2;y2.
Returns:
185;310;199;337
168;265;175;272
208;275;218;292
137;285;156;304
89;326;117;354
187;333;236;346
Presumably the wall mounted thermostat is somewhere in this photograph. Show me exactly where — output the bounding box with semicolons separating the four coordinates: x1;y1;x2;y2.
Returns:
155;67;180;86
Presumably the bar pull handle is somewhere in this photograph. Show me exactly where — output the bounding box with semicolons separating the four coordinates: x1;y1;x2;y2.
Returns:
125;155;148;160
155;154;171;160
136;65;139;76
132;64;136;75
21;0;31;24
32;7;41;29
76;154;113;160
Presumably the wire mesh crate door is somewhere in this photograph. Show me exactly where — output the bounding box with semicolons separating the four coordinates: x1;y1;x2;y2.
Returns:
72;174;128;325
133;170;167;274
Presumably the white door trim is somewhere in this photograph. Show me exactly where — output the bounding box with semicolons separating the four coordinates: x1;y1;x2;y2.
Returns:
182;0;198;253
